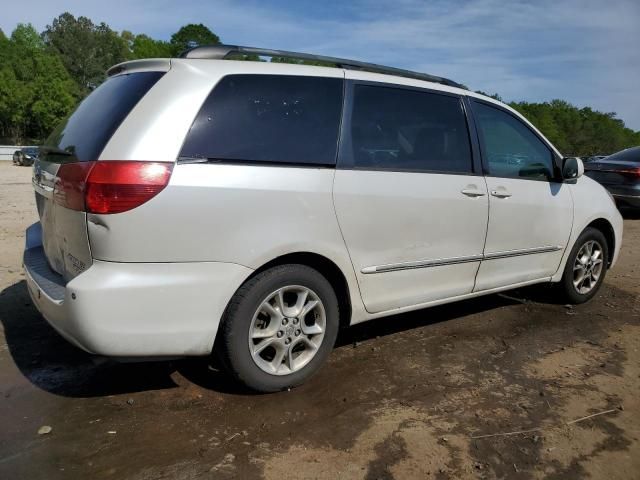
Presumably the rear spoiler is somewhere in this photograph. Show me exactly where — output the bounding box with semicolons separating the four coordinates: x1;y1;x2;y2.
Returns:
107;58;172;77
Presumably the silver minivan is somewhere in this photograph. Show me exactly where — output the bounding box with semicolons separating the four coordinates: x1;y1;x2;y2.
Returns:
24;45;623;392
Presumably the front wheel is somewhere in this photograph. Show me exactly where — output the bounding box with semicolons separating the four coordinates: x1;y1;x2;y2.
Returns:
557;227;608;304
216;264;339;392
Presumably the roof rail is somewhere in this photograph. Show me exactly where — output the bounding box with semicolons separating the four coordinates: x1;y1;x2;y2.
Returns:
179;44;465;89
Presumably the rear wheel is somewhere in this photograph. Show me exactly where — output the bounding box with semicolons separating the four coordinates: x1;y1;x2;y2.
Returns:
558;227;608;304
217;264;339;392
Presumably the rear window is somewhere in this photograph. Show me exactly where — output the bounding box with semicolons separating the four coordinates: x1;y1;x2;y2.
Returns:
179;74;344;166
42;71;164;162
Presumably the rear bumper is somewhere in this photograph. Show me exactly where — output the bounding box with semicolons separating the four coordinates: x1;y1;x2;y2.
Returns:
601;185;640;208
23;222;253;357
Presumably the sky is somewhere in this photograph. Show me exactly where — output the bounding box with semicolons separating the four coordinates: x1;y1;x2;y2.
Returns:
2;0;639;130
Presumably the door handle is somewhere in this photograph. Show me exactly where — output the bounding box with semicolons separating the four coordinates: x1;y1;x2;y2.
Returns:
490;189;512;198
461;188;486;197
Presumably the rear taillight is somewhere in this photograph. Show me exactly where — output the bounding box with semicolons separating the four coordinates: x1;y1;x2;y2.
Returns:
54;162;96;211
86;161;174;214
619;167;640;178
53;161;173;214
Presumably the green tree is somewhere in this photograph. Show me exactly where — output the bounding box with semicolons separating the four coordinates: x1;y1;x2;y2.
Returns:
130;33;173;59
29;54;78;138
42;12;129;93
0;23;77;143
169;24;219;56
11;22;43;49
0;66;28;142
509;99;640;156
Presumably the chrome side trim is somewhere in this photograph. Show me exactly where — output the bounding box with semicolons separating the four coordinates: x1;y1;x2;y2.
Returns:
483;245;563;260
361;254;483;274
361;245;563;274
611;193;640;199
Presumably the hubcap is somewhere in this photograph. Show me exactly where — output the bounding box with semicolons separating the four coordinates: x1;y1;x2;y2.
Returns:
573;240;604;294
248;285;326;376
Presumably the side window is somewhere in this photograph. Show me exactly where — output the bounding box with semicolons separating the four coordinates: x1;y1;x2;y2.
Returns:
180;75;344;165
473;101;554;181
346;85;473;173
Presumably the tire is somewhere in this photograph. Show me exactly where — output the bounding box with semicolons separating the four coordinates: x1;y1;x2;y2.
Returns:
217;264;340;393
557;227;609;304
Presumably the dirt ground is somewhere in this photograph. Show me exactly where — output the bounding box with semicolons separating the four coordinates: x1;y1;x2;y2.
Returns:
0;161;639;480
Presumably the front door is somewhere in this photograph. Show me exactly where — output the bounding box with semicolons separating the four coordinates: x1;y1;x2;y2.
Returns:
470;99;573;291
333;81;489;313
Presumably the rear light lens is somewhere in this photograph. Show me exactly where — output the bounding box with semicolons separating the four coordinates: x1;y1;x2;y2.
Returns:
53;161;173;214
54;162;96;211
86;161;174;214
619;167;640;178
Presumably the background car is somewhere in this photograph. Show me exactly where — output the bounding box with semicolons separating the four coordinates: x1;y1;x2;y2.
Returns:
584;155;608;162
584;146;640;209
12;147;39;166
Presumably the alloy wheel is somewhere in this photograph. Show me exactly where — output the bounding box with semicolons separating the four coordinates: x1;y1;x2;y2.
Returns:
573;240;604;294
248;285;326;376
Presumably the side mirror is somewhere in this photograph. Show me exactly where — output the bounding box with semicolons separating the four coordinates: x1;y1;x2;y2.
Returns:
562;157;584;180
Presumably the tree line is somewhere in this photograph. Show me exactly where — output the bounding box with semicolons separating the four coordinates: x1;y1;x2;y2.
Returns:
0;13;219;144
508;97;639;156
1;12;638;155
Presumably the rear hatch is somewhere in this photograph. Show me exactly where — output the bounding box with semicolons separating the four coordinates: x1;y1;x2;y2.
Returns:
33;71;164;282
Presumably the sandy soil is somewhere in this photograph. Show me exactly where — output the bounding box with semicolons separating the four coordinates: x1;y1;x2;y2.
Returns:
0;161;638;479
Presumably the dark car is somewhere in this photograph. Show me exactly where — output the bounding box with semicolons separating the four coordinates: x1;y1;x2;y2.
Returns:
584;146;640;209
12;147;39;166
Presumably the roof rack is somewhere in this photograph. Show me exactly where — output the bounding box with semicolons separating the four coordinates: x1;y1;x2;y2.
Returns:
179;44;465;89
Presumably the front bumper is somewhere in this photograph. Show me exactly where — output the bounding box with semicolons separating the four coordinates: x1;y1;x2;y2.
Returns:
23;223;253;357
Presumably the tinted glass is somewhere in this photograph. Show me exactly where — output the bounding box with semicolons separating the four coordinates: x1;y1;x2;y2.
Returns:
346;85;472;173
474;102;554;181
43;72;164;163
180;75;344;165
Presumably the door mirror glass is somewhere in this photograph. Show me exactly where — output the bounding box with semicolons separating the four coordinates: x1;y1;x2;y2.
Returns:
562;157;584;180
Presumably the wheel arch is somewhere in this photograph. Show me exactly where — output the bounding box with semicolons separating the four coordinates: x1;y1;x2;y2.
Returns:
248;252;353;329
551;212;619;284
586;218;615;266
